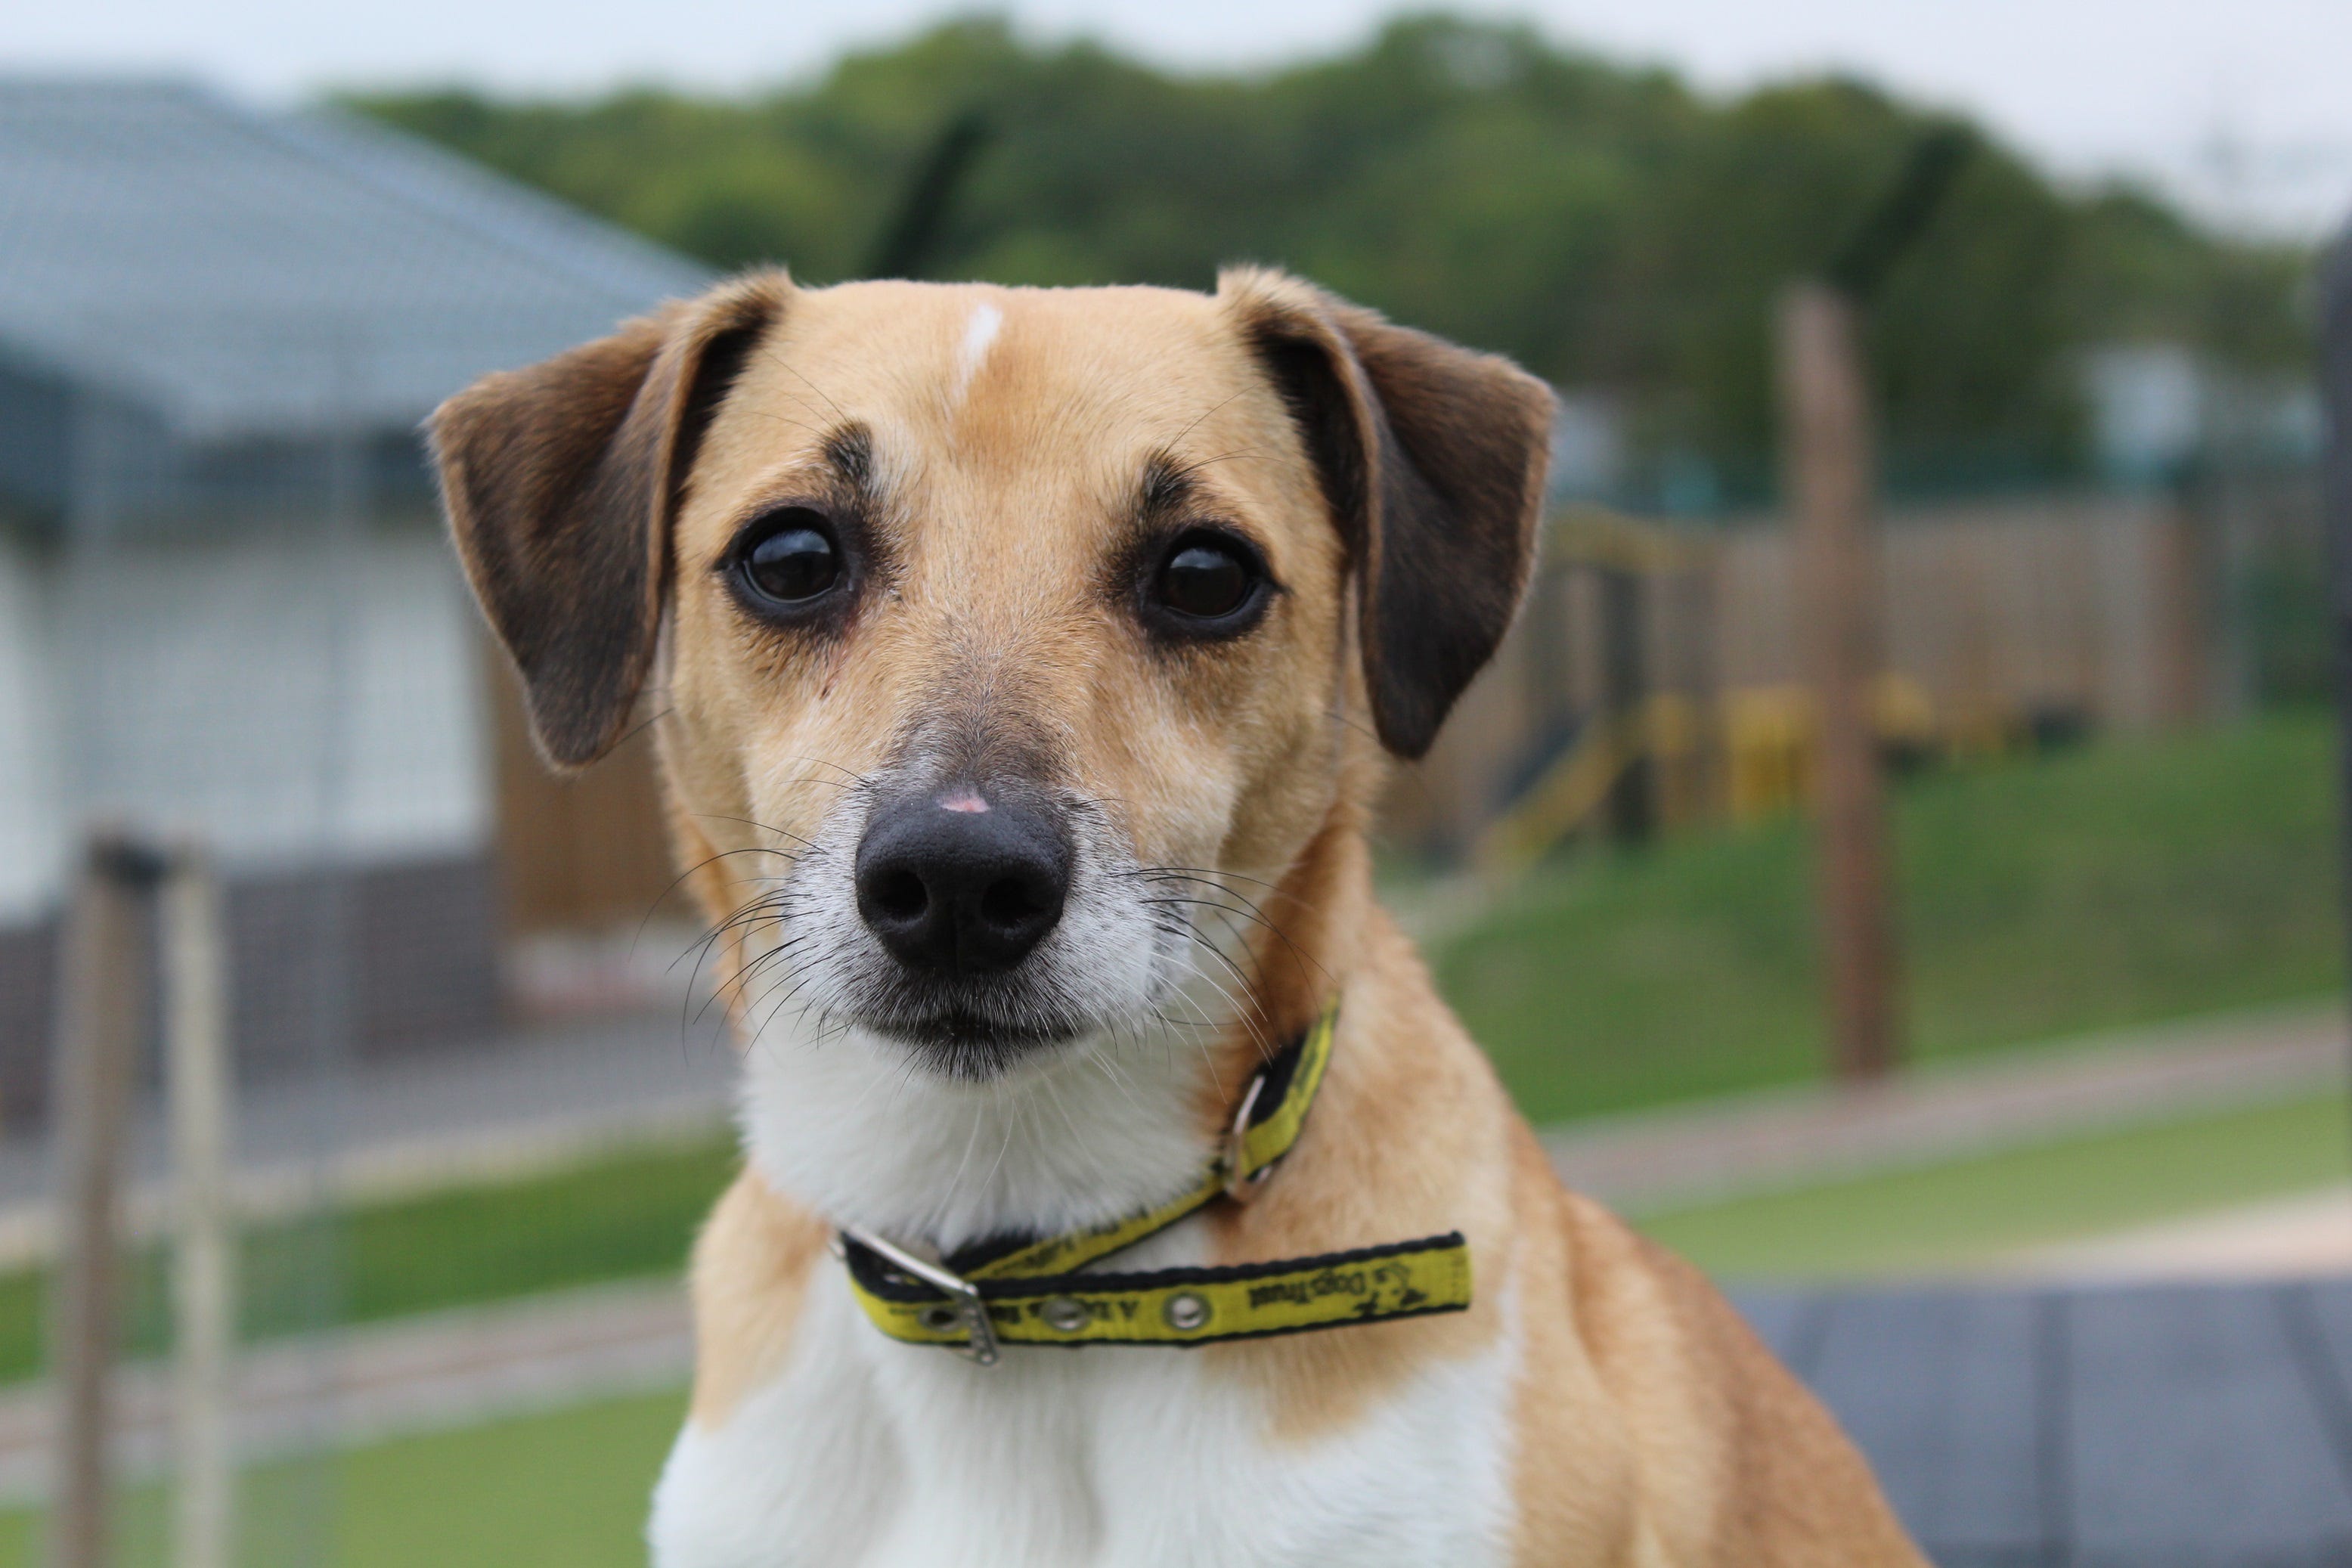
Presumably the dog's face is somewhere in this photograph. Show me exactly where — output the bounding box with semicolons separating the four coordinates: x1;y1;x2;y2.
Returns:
435;271;1548;1097
658;280;1361;1077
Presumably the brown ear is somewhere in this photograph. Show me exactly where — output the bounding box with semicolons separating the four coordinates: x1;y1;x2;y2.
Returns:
1219;268;1554;759
429;271;788;768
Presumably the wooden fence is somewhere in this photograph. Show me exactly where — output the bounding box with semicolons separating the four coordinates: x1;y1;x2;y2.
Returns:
1387;482;2318;860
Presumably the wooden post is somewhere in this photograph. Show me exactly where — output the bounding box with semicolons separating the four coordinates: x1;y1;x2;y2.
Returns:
1779;284;1904;1083
1599;565;1655;843
48;832;163;1568
2321;232;2352;1071
162;846;235;1568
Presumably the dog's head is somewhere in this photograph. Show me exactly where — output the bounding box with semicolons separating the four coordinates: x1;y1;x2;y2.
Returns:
434;270;1546;1224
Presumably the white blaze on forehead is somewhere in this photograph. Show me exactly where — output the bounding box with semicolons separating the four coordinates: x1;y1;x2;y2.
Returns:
947;299;1003;407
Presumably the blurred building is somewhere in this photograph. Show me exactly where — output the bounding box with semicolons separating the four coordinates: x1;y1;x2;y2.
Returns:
0;80;710;1115
1545;390;1627;504
2084;343;2324;491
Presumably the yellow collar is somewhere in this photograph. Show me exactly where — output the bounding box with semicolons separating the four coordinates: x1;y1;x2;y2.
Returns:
839;1005;1472;1363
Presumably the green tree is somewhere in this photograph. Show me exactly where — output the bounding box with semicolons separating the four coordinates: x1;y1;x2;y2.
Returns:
353;14;2309;504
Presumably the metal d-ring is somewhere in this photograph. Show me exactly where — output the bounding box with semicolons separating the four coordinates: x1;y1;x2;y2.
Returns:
1221;1070;1275;1204
841;1225;1000;1366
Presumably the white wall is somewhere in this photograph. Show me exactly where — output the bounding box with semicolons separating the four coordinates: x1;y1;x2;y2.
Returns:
0;523;491;923
0;541;64;919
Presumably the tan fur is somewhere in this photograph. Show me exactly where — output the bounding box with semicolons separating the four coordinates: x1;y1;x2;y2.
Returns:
686;1168;829;1430
436;271;1925;1565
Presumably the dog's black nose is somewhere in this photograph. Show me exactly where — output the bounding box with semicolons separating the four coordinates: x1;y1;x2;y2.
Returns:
854;789;1071;976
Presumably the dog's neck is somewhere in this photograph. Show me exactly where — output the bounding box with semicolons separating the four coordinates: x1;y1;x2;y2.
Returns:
724;815;1373;1255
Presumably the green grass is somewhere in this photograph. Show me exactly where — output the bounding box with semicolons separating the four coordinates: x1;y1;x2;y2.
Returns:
1632;1089;2352;1279
1437;711;2344;1124
0;1137;738;1386
0;1389;683;1568
263;1136;736;1331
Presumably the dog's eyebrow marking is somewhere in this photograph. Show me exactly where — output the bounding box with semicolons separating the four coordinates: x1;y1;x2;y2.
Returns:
948;301;1003;407
823;423;872;488
1139;453;1196;519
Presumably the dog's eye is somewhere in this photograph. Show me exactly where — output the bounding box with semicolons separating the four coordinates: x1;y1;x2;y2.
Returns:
1151;532;1265;628
738;510;841;606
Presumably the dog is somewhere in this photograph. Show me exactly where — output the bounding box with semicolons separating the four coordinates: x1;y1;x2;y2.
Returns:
432;268;1924;1567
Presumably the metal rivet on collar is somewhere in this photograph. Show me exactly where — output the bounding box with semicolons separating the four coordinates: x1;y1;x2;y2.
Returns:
919;1306;963;1333
1163;1292;1212;1332
1040;1296;1089;1334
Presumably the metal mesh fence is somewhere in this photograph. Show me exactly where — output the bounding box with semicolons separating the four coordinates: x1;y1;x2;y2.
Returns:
1;330;726;1567
0;73;2341;1568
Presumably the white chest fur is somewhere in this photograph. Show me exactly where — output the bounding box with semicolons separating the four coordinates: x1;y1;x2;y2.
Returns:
663;921;1520;1566
647;1229;1523;1568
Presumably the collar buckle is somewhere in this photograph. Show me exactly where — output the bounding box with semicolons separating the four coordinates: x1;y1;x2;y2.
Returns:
840;1225;1000;1366
1221;1069;1275;1204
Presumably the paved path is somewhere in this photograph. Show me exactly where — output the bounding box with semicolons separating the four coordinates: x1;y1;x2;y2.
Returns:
0;1280;691;1504
0;1005;736;1267
2012;1185;2352;1284
2;982;2327;1266
1542;1002;2348;1213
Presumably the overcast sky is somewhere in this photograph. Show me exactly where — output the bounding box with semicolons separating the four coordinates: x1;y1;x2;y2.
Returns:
15;0;2352;238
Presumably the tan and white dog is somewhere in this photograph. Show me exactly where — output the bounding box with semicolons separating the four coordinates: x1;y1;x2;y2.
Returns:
432;269;1925;1567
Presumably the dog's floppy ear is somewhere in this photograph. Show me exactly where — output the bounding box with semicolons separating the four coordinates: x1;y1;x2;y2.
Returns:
1219;268;1554;759
429;271;789;768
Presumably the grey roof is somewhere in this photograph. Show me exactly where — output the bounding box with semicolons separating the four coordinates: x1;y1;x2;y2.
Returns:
0;79;714;442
